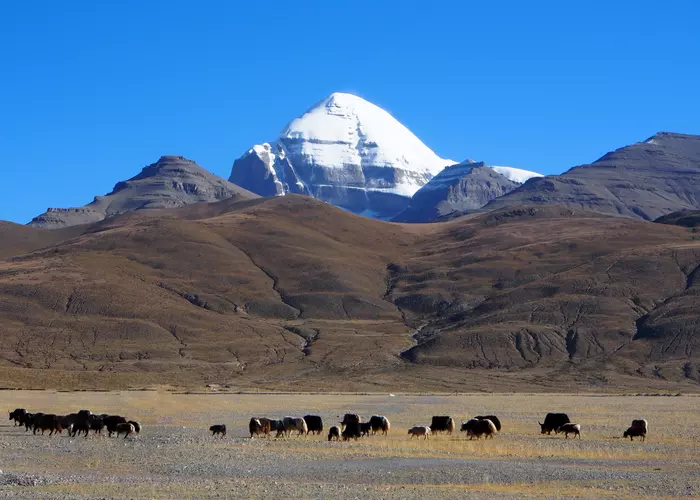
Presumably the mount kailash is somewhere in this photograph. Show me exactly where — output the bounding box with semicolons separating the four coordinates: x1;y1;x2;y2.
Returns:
229;92;541;219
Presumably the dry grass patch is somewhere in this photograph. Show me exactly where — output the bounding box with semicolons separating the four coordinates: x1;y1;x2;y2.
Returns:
0;391;698;499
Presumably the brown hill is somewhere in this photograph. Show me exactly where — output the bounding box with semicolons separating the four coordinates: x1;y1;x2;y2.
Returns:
486;132;700;221
29;156;258;228
0;222;85;260
1;197;699;391
656;209;700;228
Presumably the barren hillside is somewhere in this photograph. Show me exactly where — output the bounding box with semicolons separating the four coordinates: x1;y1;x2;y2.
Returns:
1;197;698;390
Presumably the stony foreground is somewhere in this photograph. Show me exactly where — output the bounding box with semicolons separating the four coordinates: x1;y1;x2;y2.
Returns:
0;392;698;498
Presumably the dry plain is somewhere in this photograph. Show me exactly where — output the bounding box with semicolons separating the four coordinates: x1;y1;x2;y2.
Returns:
0;391;698;499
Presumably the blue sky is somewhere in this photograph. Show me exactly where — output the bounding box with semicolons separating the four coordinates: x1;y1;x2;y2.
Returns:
1;1;698;224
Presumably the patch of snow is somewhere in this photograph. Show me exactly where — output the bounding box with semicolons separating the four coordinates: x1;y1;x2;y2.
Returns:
490;166;543;184
251;143;277;176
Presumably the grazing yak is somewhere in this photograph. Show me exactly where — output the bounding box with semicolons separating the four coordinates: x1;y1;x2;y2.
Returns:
558;423;581;439
24;413;40;432
369;415;390;436
623;426;646;441
475;415;501;432
408;426;431;439
103;415;128;437
116;422;136;438
461;419;497;440
341;421;362;441
128;421;141;434
249;418;268;438
260;418;285;438
328;426;341;441
360;422;372;437
632;419;648;433
33;414;62;436
624;419;648;441
68;410;94;437
340;413;360;430
90;415;105;435
539;413;571;435
9;408;27;426
210;424;226;437
70;414;104;437
283;416;308;436
60;413;78;436
303;415;323;435
430;416;455;435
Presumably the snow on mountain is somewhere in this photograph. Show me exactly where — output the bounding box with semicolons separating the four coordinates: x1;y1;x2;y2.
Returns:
229;92;545;220
281;92;451;181
490;166;544;184
230;143;308;197
230;92;454;219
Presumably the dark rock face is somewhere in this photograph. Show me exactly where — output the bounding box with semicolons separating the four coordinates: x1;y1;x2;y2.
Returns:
486;133;700;220
30;156;257;228
229;144;308;198
392;162;520;222
229;143;425;219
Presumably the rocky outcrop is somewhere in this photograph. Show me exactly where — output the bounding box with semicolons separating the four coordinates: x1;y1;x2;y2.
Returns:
392;161;520;222
229;144;308;197
30;156;257;228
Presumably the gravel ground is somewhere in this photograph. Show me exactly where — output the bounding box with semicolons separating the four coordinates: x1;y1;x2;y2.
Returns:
0;392;698;498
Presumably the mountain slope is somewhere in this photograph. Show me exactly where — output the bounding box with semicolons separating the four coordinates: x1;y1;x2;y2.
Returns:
229;93;454;219
1;197;700;390
486;132;700;220
393;206;700;384
392;162;520;222
0;222;84;260
656;209;700;228
30;156;258;228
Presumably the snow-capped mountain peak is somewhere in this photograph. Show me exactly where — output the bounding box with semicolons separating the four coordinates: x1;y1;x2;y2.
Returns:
230;92;454;218
229;92;542;220
280;92;451;177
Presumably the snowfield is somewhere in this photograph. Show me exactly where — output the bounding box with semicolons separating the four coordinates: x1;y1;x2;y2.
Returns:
281;92;453;177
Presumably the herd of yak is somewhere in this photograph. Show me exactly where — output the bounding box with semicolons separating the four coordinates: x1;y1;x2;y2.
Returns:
8;408;141;438
9;408;648;443
210;412;649;442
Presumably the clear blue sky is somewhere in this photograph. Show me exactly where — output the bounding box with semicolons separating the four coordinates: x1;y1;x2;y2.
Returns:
1;1;698;224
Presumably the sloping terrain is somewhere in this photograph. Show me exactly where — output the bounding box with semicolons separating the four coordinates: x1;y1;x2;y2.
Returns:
1;196;415;389
1;197;700;390
392;162;520;222
657;209;700;228
486;132;700;221
393;207;700;384
0;222;84;260
30;156;257;228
